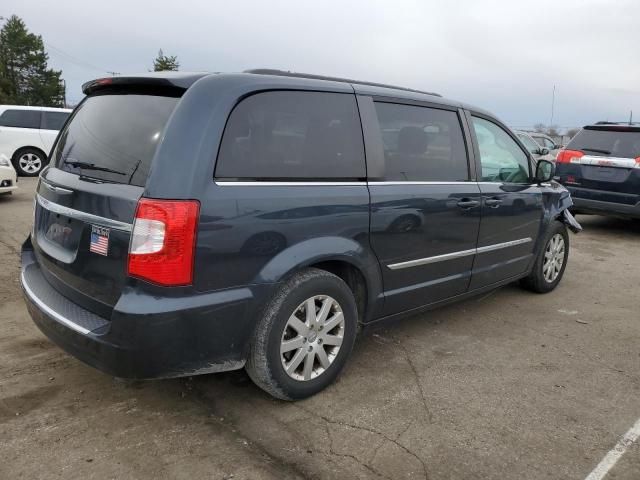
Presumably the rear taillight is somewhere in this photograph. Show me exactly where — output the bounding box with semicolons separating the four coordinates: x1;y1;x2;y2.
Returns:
635;157;640;167
128;199;200;286
556;149;584;164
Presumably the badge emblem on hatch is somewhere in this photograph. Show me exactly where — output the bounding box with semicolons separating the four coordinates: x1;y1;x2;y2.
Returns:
90;225;110;256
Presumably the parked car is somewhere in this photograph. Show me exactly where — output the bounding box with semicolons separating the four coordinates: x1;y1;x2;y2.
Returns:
20;70;581;400
0;105;72;177
555;122;640;219
529;132;563;157
0;154;18;195
515;130;555;162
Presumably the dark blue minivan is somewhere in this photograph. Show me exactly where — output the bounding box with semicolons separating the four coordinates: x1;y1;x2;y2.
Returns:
21;70;581;399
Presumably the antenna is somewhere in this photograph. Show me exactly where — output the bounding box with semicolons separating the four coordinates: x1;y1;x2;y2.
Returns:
550;85;556;126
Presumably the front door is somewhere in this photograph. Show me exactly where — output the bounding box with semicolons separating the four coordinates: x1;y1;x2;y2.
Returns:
467;115;544;290
366;100;481;316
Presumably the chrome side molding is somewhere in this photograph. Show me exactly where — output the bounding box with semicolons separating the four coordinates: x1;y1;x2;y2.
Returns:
387;237;533;270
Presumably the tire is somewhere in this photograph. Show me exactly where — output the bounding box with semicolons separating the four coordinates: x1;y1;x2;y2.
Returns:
13;147;47;177
246;268;358;400
520;220;569;293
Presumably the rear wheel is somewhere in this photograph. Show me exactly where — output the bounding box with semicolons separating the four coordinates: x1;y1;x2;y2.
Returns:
13;148;47;177
246;268;358;400
521;220;569;293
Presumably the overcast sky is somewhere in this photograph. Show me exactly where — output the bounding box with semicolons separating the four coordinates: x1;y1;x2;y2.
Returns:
4;0;639;129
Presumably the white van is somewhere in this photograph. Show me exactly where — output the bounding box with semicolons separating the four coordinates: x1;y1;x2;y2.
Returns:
0;106;72;176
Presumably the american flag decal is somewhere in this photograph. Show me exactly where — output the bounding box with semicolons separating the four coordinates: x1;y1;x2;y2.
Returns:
90;225;110;256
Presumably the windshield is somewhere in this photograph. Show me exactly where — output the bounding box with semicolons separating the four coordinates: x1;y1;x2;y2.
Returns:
567;128;640;159
53;94;179;186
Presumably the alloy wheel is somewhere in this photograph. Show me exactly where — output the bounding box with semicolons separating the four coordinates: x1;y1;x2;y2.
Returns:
280;295;345;381
543;233;565;283
19;153;42;174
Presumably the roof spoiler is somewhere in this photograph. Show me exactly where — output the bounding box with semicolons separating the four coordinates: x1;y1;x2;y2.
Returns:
82;74;206;95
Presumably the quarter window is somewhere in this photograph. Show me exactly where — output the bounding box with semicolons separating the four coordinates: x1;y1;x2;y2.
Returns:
472;117;530;183
0;109;41;129
42;111;70;130
216;91;365;180
374;102;469;182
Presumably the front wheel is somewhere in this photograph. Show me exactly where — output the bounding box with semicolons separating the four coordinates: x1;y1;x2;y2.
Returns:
246;268;358;400
520;220;569;293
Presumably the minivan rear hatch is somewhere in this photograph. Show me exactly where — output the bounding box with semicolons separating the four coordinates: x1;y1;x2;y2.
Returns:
33;90;180;318
558;125;640;203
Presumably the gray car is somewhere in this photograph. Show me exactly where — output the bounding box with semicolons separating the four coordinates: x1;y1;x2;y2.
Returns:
529;132;563;157
516;131;556;162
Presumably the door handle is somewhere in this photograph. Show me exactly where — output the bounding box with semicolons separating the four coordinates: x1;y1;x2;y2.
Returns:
484;197;503;208
457;199;480;209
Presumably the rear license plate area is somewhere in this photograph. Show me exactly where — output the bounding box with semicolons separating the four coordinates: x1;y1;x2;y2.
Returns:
35;207;83;262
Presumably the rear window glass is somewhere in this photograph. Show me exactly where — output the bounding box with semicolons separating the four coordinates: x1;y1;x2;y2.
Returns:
374;102;468;181
568;128;640;158
216;91;365;180
0;109;41;129
53;94;178;186
42;111;70;130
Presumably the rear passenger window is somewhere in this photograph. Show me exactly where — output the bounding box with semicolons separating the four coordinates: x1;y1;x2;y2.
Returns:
216;91;365;180
374;102;469;182
42;111;70;130
0;109;41;129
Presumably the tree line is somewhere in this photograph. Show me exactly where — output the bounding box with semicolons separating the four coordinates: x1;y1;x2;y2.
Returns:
0;15;180;108
0;15;65;106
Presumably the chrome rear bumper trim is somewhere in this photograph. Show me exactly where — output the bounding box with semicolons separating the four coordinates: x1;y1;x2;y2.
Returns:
36;194;133;232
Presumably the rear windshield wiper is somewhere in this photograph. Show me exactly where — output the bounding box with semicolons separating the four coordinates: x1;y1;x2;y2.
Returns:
63;160;126;176
580;147;611;155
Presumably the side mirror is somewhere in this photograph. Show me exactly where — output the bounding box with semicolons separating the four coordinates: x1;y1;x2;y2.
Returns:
537;147;550;156
535;159;555;183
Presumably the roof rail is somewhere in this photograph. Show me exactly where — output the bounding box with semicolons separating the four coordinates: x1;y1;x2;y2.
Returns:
244;69;442;97
594;121;640;126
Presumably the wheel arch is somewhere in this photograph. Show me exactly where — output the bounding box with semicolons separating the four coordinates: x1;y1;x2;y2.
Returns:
12;145;48;161
254;236;383;323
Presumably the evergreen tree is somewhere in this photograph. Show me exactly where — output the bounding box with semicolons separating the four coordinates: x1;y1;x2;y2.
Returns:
152;49;179;71
0;15;64;106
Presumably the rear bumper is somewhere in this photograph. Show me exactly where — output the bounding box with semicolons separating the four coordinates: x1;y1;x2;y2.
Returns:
21;245;269;379
568;192;640;219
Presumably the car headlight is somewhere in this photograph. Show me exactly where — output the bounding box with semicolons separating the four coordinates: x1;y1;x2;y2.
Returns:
0;156;11;167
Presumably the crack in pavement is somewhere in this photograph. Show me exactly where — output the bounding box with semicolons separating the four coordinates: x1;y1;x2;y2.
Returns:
0;237;20;257
391;334;435;426
371;332;435;425
188;382;310;480
323;421;393;480
295;404;429;480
